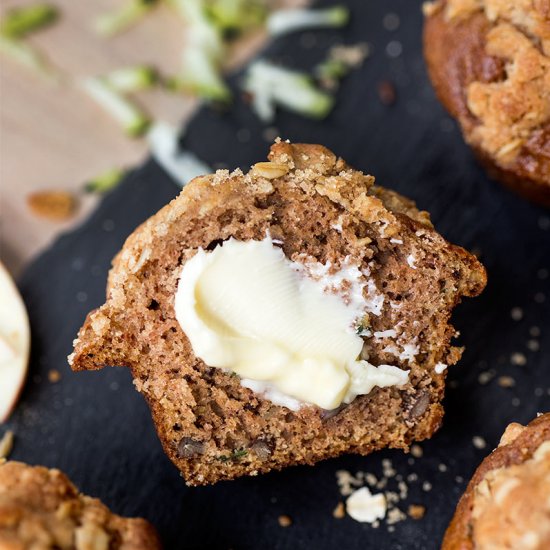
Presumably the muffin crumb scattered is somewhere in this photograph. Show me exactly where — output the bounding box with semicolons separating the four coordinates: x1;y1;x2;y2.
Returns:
510;352;527;366
333;502;345;519
497;376;515;388
336;457;433;530
510;307;523;321
478;370;496;385
411;444;423;458
527;340;540;352
346;487;387;523
278;515;292;527
473;436;487;450
377;80;397;106
48;369;61;383
408;504;426;520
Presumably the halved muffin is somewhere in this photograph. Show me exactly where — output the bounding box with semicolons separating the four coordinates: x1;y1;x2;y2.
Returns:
70;142;486;485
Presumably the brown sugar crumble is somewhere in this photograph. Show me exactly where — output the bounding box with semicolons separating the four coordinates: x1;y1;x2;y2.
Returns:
424;0;550;204
466;21;550;166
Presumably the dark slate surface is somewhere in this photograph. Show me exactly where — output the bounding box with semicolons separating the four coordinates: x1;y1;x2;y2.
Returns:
10;0;550;548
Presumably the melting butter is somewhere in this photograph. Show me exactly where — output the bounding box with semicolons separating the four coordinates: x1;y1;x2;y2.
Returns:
174;237;408;410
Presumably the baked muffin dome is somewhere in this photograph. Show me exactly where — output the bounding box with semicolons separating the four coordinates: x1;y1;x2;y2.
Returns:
424;0;550;206
443;413;550;550
0;461;161;549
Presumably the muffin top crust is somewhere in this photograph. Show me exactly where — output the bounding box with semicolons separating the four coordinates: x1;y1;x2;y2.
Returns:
427;0;550;169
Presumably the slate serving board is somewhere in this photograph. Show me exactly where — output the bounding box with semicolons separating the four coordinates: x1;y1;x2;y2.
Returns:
10;1;550;548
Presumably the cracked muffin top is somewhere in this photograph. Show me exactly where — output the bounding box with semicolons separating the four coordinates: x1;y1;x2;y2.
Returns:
442;413;550;550
0;461;161;550
424;0;550;205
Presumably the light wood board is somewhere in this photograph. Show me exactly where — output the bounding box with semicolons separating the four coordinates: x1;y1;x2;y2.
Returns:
0;0;295;274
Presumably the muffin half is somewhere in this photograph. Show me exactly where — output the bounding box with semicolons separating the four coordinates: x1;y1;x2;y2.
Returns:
424;0;550;205
70;142;486;485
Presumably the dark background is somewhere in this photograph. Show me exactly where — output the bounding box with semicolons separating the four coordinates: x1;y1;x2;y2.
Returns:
9;1;550;548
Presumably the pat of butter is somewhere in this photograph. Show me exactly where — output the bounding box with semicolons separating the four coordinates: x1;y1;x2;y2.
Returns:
174;237;408;410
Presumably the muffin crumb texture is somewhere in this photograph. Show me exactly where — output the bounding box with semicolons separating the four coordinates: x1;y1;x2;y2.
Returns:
0;461;161;550
70;142;485;485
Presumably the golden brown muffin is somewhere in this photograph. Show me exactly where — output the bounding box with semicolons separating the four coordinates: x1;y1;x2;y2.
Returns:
423;0;550;206
70;142;486;485
442;413;550;549
0;461;161;550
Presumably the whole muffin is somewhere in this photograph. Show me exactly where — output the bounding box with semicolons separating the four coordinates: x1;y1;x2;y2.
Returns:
442;413;550;549
0;461;161;550
423;0;550;206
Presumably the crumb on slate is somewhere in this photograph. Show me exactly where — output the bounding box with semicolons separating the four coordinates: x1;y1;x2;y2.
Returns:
511;352;527;366
378;80;397;106
497;376;515;388
278;515;292;527
527;339;540;352
473;436;487;450
333;502;345;519
410;444;423;458
336;456;431;530
510;307;523;321
408;504;426;520
48;369;61;383
478;370;496;385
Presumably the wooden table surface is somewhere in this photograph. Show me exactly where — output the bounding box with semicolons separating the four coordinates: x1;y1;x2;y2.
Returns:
0;0;292;275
